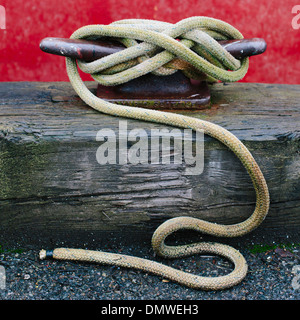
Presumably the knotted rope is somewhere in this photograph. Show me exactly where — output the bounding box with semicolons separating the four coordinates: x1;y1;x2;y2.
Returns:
40;17;269;290
73;17;249;85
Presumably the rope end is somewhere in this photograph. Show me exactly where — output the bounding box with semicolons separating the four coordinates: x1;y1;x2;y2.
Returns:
39;249;53;260
39;249;47;260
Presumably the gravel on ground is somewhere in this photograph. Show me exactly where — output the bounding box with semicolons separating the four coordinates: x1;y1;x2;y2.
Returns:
0;231;299;301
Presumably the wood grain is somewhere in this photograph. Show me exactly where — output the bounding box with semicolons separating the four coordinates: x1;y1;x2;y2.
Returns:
0;82;299;246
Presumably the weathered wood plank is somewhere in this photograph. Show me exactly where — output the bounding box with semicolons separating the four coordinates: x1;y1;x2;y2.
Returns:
0;82;299;246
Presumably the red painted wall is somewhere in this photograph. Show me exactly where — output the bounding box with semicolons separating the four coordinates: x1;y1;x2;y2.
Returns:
0;0;299;84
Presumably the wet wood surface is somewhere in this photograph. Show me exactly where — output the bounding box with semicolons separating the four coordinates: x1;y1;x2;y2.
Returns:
0;81;299;246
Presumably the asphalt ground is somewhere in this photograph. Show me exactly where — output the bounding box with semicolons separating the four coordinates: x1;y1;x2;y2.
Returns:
0;230;299;301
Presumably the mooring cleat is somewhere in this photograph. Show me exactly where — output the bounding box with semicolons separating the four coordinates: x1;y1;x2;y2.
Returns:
40;36;266;110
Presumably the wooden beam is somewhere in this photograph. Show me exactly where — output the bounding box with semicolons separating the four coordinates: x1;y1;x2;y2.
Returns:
0;82;299;246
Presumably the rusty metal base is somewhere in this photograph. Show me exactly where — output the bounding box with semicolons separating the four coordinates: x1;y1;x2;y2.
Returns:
96;72;210;110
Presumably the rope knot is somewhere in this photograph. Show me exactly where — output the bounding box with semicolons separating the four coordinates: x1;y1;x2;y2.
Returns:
70;17;249;86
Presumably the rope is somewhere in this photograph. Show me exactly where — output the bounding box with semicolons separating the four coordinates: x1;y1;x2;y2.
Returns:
39;17;269;290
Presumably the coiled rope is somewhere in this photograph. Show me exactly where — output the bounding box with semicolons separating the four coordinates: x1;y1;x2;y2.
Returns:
39;17;270;290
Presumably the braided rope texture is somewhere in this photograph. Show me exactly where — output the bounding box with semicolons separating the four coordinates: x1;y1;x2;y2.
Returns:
40;17;270;290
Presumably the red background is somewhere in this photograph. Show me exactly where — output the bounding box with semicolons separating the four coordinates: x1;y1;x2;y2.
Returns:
0;0;299;84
